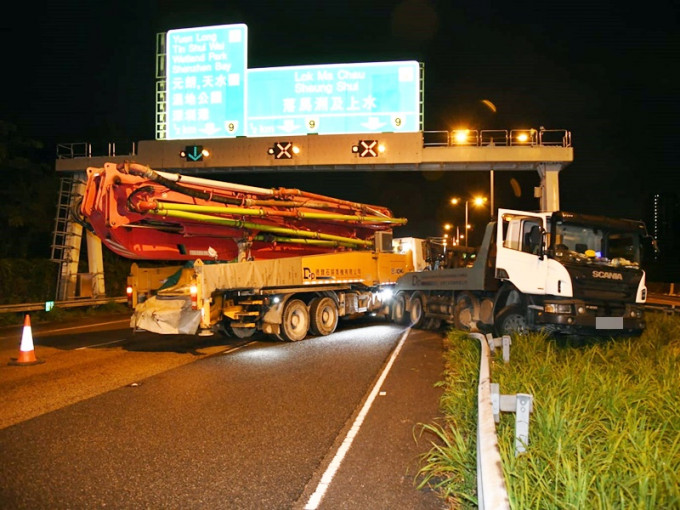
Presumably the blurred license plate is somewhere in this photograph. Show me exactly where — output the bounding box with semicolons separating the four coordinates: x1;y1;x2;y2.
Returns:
596;317;623;329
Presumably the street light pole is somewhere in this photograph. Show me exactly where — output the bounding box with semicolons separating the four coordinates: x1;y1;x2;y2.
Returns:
490;170;494;218
451;195;486;248
465;200;469;247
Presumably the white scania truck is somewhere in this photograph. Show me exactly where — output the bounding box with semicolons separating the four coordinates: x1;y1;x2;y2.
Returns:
391;208;649;337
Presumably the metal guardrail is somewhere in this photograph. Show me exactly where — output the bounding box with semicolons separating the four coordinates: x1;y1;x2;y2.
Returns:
469;332;511;509
422;128;572;148
56;142;137;160
0;297;127;314
644;293;680;315
645;304;680;315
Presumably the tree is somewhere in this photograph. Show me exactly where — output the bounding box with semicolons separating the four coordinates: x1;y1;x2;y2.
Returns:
0;121;57;258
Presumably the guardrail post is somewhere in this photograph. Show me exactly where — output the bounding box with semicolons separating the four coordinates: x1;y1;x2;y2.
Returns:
486;333;511;363
490;384;534;456
515;394;532;455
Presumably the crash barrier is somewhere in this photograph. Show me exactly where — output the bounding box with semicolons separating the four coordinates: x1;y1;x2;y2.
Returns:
645;304;680;316
469;332;534;510
0;297;127;315
485;333;534;456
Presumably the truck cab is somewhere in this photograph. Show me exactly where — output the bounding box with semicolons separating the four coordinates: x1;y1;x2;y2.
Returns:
492;209;647;336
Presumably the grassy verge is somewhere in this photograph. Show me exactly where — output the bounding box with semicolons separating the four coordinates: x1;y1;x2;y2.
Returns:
417;313;680;509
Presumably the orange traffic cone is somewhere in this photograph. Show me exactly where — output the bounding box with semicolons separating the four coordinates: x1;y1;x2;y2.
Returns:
8;314;44;366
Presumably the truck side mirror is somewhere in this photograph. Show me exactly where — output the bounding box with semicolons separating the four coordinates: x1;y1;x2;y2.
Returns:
529;226;545;260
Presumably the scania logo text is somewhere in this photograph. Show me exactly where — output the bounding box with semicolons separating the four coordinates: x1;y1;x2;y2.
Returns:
592;270;623;280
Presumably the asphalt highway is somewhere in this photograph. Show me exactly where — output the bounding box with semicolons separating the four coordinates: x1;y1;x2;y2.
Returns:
0;315;447;509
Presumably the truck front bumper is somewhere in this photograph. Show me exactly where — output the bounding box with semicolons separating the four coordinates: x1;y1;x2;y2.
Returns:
532;301;645;337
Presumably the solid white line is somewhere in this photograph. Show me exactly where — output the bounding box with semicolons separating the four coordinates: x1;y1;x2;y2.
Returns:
304;328;411;510
221;341;256;355
75;339;126;350
46;319;131;334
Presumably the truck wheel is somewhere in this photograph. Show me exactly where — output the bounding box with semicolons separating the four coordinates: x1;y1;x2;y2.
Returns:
280;299;310;341
309;297;338;336
391;293;410;325
494;305;527;336
230;326;256;339
454;294;476;331
424;317;441;330
410;295;426;329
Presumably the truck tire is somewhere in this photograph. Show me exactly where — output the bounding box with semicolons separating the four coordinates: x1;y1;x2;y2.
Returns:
309;297;338;336
280;299;310;341
410;294;426;329
494;305;528;336
454;293;477;331
424;317;441;330
391;293;410;325
230;325;256;338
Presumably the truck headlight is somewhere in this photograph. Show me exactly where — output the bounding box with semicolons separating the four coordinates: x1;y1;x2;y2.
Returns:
379;288;393;301
544;303;573;314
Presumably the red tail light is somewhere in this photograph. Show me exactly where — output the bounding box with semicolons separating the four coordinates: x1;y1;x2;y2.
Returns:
126;286;133;307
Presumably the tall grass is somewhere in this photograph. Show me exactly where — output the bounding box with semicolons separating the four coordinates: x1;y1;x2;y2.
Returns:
417;313;680;509
416;329;480;508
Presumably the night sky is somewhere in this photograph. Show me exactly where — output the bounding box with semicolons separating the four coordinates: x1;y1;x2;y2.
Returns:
2;0;678;242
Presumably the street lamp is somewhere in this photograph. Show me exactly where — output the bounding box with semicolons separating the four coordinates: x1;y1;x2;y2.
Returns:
450;196;487;247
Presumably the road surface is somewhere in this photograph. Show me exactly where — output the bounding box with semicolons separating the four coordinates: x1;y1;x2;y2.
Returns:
0;314;447;509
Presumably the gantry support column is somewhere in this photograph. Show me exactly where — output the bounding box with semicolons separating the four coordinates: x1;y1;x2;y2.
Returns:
86;230;106;297
55;178;106;300
57;209;83;300
537;163;561;212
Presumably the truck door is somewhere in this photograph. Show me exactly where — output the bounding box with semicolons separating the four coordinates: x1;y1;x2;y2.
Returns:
495;209;549;295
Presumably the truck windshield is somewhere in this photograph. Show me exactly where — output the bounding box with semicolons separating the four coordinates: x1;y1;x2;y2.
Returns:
549;221;641;268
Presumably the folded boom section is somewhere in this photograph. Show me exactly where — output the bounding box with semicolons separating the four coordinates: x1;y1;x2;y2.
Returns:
80;162;406;261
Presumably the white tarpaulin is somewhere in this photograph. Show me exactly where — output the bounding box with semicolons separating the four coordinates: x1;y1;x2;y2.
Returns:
131;296;201;335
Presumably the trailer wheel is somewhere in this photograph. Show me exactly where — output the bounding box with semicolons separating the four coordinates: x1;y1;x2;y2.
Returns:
230;326;256;338
410;294;426;329
391;293;410;325
494;305;527;336
309;297;338;336
280;299;310;341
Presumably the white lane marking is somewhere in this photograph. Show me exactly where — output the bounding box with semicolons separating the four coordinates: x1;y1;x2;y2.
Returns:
221;341;256;355
304;328;411;510
45;319;131;334
75;339;126;350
